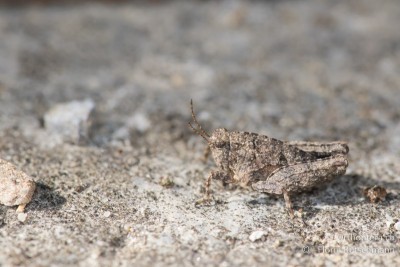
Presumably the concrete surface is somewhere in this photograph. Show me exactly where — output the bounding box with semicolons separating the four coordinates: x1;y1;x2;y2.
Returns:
0;0;400;266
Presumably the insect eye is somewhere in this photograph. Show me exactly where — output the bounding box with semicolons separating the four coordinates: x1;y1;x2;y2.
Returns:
214;141;226;148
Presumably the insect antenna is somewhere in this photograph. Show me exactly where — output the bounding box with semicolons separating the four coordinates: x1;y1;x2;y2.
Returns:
188;99;210;142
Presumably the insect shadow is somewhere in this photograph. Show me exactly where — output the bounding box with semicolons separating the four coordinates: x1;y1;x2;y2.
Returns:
320;174;400;204
295;174;399;219
247;173;400;219
28;182;66;211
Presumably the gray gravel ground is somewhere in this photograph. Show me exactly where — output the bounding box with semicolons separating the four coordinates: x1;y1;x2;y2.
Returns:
1;0;400;266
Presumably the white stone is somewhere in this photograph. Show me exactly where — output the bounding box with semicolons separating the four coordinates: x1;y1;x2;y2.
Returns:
17;213;28;222
127;113;151;133
394;221;400;231
249;230;266;242
44;99;95;144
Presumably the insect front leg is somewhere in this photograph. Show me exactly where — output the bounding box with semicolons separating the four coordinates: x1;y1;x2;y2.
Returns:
202;145;211;163
196;170;231;205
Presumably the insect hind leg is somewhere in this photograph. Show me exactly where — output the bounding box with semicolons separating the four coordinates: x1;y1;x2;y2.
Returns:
287;141;348;155
252;154;348;195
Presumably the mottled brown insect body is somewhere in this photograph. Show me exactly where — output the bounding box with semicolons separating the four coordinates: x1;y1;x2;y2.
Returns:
189;100;349;217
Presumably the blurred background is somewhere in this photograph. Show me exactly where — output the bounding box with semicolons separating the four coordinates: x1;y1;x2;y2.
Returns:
1;0;399;152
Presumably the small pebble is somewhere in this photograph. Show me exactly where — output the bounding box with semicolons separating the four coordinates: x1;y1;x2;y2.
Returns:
363;185;387;203
160;176;174;188
0;158;36;210
273;240;283;248
249;230;266;242
385;214;395;229
394;221;400;231
104;211;111;218
18;213;28;222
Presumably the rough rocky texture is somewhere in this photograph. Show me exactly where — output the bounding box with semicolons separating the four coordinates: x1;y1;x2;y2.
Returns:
0;0;400;266
0;159;36;207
